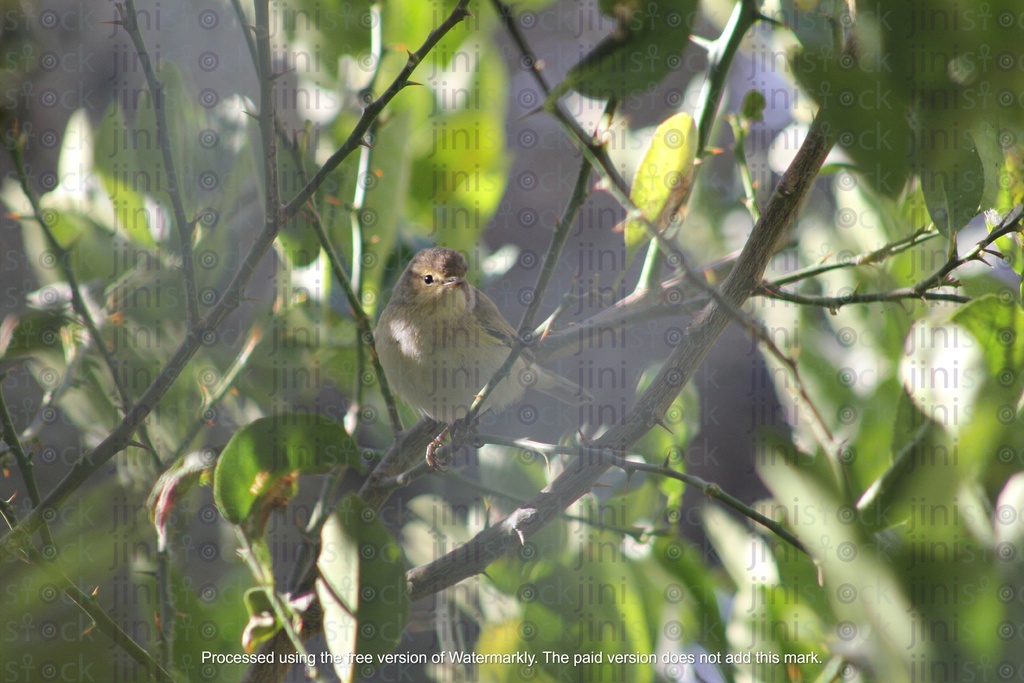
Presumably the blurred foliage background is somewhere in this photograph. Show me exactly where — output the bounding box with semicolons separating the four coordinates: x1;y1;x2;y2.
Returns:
1;0;1023;682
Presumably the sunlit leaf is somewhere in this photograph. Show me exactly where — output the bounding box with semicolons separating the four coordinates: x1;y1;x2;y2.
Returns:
213;414;361;526
917;124;984;238
94;104;156;248
0;309;71;359
241;587;280;653
622;113;698;265
317;494;409;682
951;295;1024;393
551;0;698;103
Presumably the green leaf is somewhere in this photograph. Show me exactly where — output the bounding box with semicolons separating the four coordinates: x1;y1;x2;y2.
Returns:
996;474;1024;548
996;148;1024;213
275;140;323;268
478;560;656;683
213;414;361;525
0;309;71;359
147;448;217;549
93;104;156;248
622;113;698;265
951;294;1024;394
973;122;1010;214
317;495;409;682
988;206;1024;276
241;587;281;653
552;0;698;103
812;656;847;683
787;4;913;196
856;388;939;530
474;619;560;683
406;42;509;256
917;124;985;238
653;536;728;655
740;89;766;123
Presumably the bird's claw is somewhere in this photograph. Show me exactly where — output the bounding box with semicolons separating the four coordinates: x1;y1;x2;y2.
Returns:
426;422;452;471
425;437;448;471
425;418;478;471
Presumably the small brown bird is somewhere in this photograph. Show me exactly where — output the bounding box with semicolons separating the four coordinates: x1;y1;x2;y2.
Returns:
375;248;591;466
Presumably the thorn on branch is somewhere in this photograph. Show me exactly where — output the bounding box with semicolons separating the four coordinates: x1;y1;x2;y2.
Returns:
756;12;789;28
653;416;674;435
516;105;546;122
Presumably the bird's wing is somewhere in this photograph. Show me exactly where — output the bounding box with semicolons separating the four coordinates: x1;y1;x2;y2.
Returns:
473;288;592;405
472;289;535;361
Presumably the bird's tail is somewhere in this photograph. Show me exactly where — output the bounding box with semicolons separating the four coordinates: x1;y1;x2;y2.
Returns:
530;366;593;405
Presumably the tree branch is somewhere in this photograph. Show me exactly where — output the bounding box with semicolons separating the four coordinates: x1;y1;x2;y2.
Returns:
407;113;835;600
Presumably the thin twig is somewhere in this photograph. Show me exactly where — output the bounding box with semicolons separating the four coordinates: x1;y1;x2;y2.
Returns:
759;208;1024;310
171;323;263;463
759;283;969;309
0;375;53;547
120;0;201;328
344;3;384;435
228;0;259;76
464;157;593;424
693;0;764;156
252;0;281;240
275;123;402;436
21;545;176;682
478;434;808;553
721;307;836;450
727;112;763;224
769;227;940;287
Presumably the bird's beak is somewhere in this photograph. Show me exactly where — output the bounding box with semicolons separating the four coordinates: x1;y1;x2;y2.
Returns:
442;276;470;309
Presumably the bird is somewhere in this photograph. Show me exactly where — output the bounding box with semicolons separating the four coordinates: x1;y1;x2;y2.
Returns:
374;247;591;467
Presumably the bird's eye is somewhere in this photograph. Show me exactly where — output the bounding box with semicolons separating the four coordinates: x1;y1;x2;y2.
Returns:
423;274;434;285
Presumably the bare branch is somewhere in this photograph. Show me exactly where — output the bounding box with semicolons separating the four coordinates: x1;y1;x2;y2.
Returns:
406;114;834;600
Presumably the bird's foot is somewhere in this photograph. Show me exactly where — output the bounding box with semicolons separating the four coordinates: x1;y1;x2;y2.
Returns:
425;424;452;471
424;417;480;471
